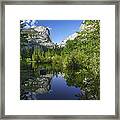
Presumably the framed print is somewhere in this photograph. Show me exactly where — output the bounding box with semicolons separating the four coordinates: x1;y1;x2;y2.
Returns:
0;0;119;119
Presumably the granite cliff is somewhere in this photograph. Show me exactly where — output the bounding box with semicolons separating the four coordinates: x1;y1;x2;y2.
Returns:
21;26;55;50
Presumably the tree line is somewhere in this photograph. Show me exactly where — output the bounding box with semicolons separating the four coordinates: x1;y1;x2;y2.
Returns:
20;20;100;99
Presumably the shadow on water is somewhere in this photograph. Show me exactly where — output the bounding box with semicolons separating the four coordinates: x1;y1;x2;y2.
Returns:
20;62;99;100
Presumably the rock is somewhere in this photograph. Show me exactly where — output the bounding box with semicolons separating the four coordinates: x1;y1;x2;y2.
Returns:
59;32;78;47
21;26;55;49
39;68;47;75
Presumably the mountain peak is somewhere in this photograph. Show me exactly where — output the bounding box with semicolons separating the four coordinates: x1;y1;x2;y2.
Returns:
59;32;78;47
21;26;55;48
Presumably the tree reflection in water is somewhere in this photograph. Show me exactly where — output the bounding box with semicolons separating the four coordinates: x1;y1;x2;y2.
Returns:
20;62;99;100
64;69;100;100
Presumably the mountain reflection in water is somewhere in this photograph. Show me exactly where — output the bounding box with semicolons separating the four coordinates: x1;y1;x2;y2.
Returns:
20;62;99;100
20;63;85;100
28;75;82;100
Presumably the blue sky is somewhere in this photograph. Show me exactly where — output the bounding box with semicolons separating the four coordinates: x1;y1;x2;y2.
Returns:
23;20;83;44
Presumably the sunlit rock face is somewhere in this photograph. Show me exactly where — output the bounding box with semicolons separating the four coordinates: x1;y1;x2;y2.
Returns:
59;32;78;47
22;26;55;48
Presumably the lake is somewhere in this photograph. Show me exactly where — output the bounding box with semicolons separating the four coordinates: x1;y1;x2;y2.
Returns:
20;62;99;100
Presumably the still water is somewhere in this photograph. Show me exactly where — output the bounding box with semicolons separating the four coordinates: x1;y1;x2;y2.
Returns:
20;63;85;100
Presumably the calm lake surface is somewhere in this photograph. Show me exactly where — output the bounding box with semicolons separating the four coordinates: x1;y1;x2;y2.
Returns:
20;63;97;100
20;63;86;100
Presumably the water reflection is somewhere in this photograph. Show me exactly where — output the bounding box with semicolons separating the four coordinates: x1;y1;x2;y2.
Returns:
20;62;99;100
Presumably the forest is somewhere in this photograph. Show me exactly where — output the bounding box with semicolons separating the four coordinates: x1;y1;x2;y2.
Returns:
20;20;100;100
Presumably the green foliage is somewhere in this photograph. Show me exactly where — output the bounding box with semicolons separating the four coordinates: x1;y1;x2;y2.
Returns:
64;20;100;99
20;20;100;99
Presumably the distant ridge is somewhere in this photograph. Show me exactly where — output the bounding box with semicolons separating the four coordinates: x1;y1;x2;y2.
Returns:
59;32;78;47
